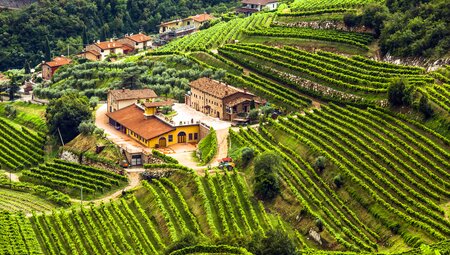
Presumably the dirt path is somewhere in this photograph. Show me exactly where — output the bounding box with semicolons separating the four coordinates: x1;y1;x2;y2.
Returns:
5;172;20;182
70;170;142;205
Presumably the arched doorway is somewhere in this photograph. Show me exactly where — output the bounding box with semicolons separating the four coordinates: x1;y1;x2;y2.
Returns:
178;132;187;143
159;137;167;147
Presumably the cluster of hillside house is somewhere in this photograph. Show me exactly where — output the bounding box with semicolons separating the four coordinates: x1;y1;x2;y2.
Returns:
78;33;153;61
41;0;278;79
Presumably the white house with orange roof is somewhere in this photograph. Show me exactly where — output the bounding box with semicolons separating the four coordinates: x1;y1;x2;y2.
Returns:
84;40;124;61
118;33;153;51
158;13;214;36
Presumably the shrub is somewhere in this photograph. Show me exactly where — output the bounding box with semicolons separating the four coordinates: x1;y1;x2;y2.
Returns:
418;95;434;119
388;78;413;107
333;174;344;189
78;121;96;135
241;147;255;168
253;151;281;201
248;109;260;122
313;156;326;173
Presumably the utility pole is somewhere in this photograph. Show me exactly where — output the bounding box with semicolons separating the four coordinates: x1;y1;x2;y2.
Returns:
57;128;65;146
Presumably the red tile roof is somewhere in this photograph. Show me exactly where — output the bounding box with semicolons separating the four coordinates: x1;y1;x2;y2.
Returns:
125;33;152;43
241;0;279;5
95;41;123;50
109;89;158;101
121;44;134;52
106;105;175;140
190;13;214;23
144;99;175;108
160;19;183;27
190;78;241;99
43;57;71;68
226;97;253;107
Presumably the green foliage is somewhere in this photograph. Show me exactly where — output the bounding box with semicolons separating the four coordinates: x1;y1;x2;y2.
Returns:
152;149;179;164
46;93;91;143
4;104;17;118
333;174;344;188
418;95;434;119
248;109;259;122
78;120;96;135
165;233;204;255
380;0;449;58
388;78;413;107
253;151;281;201
240;147;255;168
0;0;239;71
89;96;99;110
248;229;298;255
198;128;218;164
313;156;327;173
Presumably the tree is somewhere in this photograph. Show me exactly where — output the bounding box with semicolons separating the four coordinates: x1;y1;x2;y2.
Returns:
46;93;91;143
313;156;326;173
333;174;344;189
78;120;96;135
248;109;259;122
89;96;99;110
4;70;22;101
240;147;255;168
44;36;52;61
315;218;324;232
82;26;89;46
253;151;281;201
388;78;413;107
360;3;389;36
248;229;299;255
418;95;434;119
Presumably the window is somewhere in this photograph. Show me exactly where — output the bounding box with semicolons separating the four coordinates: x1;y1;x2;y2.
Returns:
194;133;198;140
168;135;173;142
189;133;193;140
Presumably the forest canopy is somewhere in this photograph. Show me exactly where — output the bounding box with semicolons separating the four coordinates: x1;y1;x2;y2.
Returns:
0;0;237;71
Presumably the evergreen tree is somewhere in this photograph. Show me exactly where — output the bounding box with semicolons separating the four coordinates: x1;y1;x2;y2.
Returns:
44;36;52;61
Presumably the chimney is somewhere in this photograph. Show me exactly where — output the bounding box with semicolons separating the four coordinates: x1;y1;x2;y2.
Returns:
97;40;100;43
244;87;247;94
110;38;113;42
122;88;125;92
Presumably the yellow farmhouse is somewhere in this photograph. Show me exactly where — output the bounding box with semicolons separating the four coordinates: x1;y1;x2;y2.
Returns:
106;101;200;148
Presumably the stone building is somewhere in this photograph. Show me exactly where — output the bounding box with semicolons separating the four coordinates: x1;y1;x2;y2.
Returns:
185;77;258;121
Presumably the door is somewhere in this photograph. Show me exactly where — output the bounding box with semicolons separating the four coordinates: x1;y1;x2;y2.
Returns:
131;154;142;166
159;137;167;147
178;132;187;143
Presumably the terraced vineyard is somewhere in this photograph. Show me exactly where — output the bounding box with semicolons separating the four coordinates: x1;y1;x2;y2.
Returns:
30;170;281;254
0;189;55;214
0;211;42;255
422;83;450;114
218;43;432;104
0;117;45;170
244;26;374;49
231;104;450;251
291;0;383;11
158;13;274;52
20;160;128;198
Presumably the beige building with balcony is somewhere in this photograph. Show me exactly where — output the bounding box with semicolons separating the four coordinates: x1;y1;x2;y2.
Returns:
185;77;258;121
